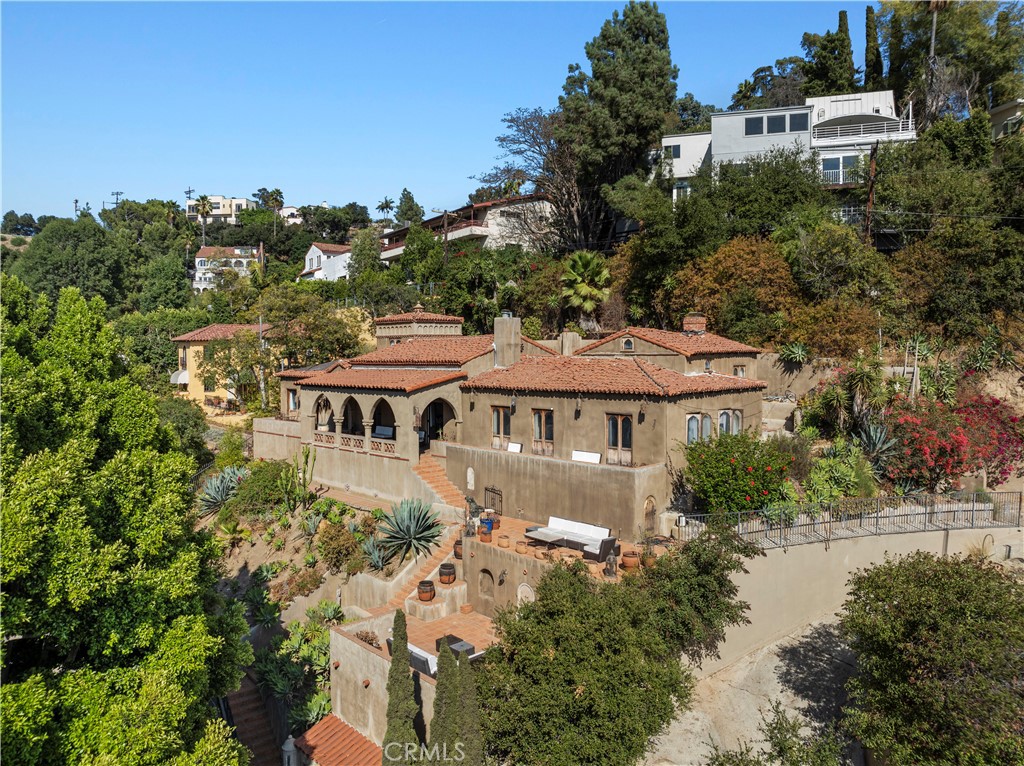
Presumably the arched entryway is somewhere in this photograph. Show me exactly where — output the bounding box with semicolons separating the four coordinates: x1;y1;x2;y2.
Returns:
340;397;363;435
314;395;335;432
371;399;397;439
421;398;457;451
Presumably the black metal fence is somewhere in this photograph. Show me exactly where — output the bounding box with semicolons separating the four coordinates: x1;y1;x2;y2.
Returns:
677;492;1023;549
189;461;215;494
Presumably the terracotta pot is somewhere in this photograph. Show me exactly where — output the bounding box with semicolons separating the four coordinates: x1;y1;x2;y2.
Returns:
438;562;456;585
453;539;463;560
459;603;473;614
516;541;529;555
417;580;436;602
622;551;641;569
497;534;510;549
479;529;492;543
535;549;547;560
489;515;501;530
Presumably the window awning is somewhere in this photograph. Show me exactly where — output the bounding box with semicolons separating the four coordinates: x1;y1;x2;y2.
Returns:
170;370;190;385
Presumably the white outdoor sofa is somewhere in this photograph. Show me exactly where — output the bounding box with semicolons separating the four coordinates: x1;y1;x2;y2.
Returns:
524;516;618;562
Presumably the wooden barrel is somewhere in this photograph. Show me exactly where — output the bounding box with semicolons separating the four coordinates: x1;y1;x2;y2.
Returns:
479;529;492;543
438;563;456;585
418;581;436;602
454;539;463;560
497;535;510;549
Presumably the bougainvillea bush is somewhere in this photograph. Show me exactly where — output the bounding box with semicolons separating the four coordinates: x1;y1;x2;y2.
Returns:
955;391;1024;487
885;396;972;492
684;433;794;515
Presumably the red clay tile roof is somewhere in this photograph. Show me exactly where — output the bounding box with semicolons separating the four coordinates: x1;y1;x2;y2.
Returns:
576;326;760;357
171;323;263;342
277;359;351;380
300;368;466;392
295;715;382;766
521;336;559;355
374;311;464;326
313;242;351;255
463;356;766;397
195;245;258;259
351;335;494;366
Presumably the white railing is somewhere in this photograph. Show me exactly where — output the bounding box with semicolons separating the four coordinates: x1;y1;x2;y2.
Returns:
822;168;853;185
812;119;914;142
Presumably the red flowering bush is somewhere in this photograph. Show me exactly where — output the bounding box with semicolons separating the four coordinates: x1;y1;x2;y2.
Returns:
955;393;1024;487
886;396;972;492
684;433;793;515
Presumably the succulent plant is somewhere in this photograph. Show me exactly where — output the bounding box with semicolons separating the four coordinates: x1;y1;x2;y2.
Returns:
198;466;250;517
361;536;394;572
777;341;810;365
855;422;897;479
378;499;443;562
253;600;281;629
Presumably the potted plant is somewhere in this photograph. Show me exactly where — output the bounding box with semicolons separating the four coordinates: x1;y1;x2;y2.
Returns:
621;550;640;569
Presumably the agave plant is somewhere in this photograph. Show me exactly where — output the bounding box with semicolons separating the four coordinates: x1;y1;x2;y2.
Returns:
253;562;278;584
198;465;250;517
777;341;810;365
295;511;325;550
855;422;897;479
253;600;281;629
288;690;332;729
307;600;345;626
378;499;443;562
361;536;394;572
244;585;269;609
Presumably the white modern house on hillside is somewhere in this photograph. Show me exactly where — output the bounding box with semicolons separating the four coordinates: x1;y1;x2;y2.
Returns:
297;242;352;282
192;245;262;292
662;90;916;197
185;195;257;226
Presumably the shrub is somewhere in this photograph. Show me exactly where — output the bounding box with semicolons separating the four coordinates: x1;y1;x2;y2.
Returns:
215;429;246;469
683;433;794;515
804;439;877;503
955;390;1024;488
886;395;972;492
354;629;381;649
270;568;324;605
317;522;361;574
9;236;27;247
766;433;813;481
223;460;290;522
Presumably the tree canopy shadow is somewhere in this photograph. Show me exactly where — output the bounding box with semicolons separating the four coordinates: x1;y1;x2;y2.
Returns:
776;621;856;729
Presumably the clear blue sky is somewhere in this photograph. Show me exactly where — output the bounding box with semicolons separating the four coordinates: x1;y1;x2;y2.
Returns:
2;1;869;218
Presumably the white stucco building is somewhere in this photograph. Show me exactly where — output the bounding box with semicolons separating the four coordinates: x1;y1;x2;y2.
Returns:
185;195;257;226
192;245;262;292
297;242;352;282
662;90;916;197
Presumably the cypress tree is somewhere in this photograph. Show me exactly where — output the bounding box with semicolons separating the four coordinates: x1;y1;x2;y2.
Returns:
865;7;884;92
428;643;461;760
382;610;419;765
836;10;857;91
457;651;484;764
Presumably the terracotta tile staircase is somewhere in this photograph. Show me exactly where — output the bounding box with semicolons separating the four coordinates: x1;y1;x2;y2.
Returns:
386;526;459;610
226;674;280;766
413;454;466;510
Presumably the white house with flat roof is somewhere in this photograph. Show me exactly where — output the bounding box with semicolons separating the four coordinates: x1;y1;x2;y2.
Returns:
185;195;257;226
662;90;916;195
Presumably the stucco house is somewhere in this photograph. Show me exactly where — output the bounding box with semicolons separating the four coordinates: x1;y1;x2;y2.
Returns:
297;242;352;281
192;245;262;292
255;309;765;538
171;323;265;408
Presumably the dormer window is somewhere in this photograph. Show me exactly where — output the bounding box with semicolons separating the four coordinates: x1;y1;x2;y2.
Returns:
622;338;634;352
873;106;881;114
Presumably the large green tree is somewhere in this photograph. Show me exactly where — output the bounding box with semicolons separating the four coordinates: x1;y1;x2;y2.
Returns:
0;276;252;765
864;6;885;92
839;552;1024;766
801;10;859;97
395;188;425;225
140;254;192;312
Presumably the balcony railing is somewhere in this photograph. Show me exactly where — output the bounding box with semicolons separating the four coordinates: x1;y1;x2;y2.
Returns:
370;439;396;454
313;431;335;446
381;219;489;253
337;434;364;450
822;168;856;185
812;118;914;142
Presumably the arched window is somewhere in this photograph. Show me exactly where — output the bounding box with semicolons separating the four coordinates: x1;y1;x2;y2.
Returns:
315;397;335;432
732;410;742;434
719;411;731;435
622;338;634;352
701;414;712;441
686;415;700;444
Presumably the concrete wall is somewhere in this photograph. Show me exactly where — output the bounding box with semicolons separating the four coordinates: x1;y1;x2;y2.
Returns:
446;443;668;536
331;618;437;746
462;536;552;617
253;417;302;461
757;353;835;398
697;524;1024;678
576;335;760;379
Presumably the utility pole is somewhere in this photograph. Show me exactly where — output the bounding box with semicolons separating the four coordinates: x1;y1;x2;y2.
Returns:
111;191;124;205
74;199;79;216
431;208;462;266
184;187;194;200
864;141;878;244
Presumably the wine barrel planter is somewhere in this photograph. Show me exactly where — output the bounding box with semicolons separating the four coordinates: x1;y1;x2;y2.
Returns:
497;535;510;549
622;551;641;569
479;529;492;543
515;540;529;555
418;581;436;602
453;539;463;560
438;563;456;585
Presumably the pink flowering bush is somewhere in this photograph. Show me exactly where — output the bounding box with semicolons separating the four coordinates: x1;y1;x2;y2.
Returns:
955;392;1024;487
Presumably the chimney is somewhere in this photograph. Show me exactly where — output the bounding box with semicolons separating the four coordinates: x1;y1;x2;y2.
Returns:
493;313;521;368
682;312;707;334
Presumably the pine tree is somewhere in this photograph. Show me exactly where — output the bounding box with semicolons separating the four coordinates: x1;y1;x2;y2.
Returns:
394;188;424;226
457;651;484;764
864;6;884;92
836;10;857;92
382;611;419;764
428;643;460;760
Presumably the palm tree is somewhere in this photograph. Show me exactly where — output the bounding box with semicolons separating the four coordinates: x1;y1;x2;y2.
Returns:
194;195;212;246
267;188;284;238
376;197;394;226
561;250;611;334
